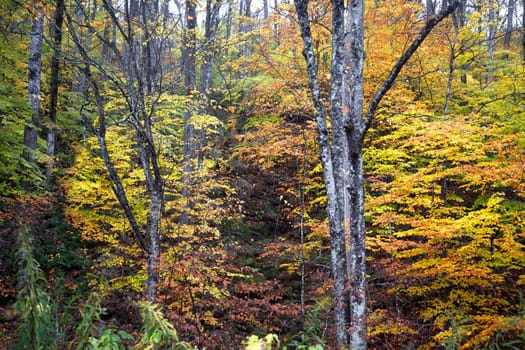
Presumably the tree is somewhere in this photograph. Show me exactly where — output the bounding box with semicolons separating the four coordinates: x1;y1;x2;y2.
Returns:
46;0;65;183
201;0;222;97
293;0;461;347
182;0;197;202
62;0;176;301
503;0;516;49
22;2;44;178
487;0;497;81
522;0;525;62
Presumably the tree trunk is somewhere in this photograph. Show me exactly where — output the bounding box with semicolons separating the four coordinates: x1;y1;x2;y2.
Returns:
201;0;222;96
426;0;436;18
23;4;44;167
294;0;461;347
444;12;459;116
143;0;159;94
240;0;252;57
294;0;349;346
136;0;163;301
487;0;497;82
46;0;65;183
66;0;167;302
347;141;367;350
182;0;197;204
199;1;221;173
504;0;515;49
522;0;525;62
183;0;196;93
343;1;367;347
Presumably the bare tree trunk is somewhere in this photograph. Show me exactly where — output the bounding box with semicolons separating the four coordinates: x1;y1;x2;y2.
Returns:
143;0;159;94
273;0;279;43
426;0;436;18
294;0;348;346
66;0;167;302
23;4;44;168
331;0;351;345
504;0;516;49
294;0;461;347
46;0;65;183
225;0;233;57
522;0;525;62
183;0;196;93
182;0;197;203
444;12;459;116
343;0;367;346
239;0;252;57
487;0;497;82
201;0;222;96
140;0;163;303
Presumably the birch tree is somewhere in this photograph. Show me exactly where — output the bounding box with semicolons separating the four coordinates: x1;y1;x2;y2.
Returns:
293;0;461;348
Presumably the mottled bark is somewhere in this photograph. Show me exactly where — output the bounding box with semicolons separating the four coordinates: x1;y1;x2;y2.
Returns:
295;0;460;348
294;0;348;346
201;0;222;96
66;0;166;302
331;0;351;343
46;0;65;183
183;0;196;93
444;12;459;116
426;0;436;18
504;0;515;49
522;0;525;62
181;0;197;204
23;4;44;167
240;0;252;57
342;0;367;346
487;0;496;81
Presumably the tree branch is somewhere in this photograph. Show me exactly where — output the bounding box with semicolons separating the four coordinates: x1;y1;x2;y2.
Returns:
363;0;461;134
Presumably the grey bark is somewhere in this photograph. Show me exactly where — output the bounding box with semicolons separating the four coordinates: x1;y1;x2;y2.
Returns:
294;0;461;347
201;0;222;96
240;0;252;57
183;0;196;93
426;0;436;17
23;4;44;167
522;0;525;62
46;0;65;183
504;0;515;49
182;0;197;203
66;0;166;301
225;0;233;57
444;12;460;116
487;0;496;81
294;0;348;346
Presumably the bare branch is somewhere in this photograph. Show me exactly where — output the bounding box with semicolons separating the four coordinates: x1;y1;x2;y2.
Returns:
363;0;461;134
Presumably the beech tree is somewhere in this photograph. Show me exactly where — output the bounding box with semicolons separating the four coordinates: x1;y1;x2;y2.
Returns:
46;0;65;183
62;0;177;301
22;2;44;173
181;0;197;202
294;0;461;348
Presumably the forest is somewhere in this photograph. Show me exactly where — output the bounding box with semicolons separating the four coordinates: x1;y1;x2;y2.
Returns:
0;0;524;349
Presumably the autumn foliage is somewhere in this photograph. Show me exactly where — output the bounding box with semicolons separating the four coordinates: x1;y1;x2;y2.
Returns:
0;0;524;349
